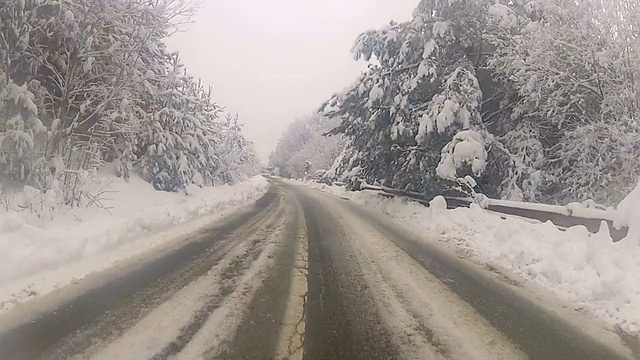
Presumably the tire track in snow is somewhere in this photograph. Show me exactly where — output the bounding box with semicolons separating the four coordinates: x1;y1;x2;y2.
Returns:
275;205;308;360
303;190;525;360
332;188;633;360
299;192;401;360
0;190;281;360
212;189;308;360
86;196;289;360
173;201;299;360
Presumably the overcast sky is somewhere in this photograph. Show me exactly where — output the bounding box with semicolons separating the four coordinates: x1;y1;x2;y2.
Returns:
165;0;418;162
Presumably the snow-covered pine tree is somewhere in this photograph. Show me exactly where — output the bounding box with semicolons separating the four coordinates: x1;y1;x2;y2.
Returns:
321;0;519;197
0;0;188;189
0;0;51;188
0;0;259;198
137;52;218;191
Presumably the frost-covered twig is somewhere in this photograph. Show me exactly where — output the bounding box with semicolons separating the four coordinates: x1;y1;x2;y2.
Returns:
85;181;116;213
0;191;14;212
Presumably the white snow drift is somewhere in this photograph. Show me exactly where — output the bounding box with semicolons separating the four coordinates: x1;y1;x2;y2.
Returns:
0;174;268;312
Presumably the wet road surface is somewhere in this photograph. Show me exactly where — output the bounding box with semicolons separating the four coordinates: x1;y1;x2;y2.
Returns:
0;179;634;359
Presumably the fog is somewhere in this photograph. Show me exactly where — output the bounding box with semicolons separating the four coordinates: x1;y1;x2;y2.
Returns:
165;0;417;162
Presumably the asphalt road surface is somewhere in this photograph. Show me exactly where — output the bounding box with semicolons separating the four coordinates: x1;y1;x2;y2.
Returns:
0;179;635;360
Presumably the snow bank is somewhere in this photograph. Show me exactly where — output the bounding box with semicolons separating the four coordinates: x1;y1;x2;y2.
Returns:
614;179;640;243
292;180;640;335
0;174;268;312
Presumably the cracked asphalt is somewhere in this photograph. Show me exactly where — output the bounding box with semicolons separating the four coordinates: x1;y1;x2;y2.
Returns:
0;179;635;360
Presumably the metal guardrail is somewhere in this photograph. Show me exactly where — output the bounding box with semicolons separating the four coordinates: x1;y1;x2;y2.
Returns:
360;185;629;242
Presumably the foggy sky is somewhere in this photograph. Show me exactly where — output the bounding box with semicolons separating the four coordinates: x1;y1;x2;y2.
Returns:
165;0;418;162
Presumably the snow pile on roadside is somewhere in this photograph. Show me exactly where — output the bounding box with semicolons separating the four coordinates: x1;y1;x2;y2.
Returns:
613;179;640;244
291;180;640;335
0;174;268;311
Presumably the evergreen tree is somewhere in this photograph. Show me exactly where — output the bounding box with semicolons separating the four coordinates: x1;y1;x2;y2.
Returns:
322;0;512;196
315;0;640;205
0;0;260;199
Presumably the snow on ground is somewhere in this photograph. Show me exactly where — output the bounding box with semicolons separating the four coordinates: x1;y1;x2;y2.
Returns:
613;179;640;244
90;211;285;360
0;174;268;313
290;179;640;336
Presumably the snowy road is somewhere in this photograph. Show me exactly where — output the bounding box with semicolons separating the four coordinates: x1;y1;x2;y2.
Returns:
0;179;633;359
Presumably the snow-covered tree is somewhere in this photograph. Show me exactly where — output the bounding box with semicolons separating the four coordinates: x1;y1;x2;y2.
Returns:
0;0;259;198
214;113;261;184
321;0;517;196
270;114;344;179
320;0;640;205
486;0;640;203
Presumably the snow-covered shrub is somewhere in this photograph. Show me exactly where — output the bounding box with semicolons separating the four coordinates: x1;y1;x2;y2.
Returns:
436;130;487;180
